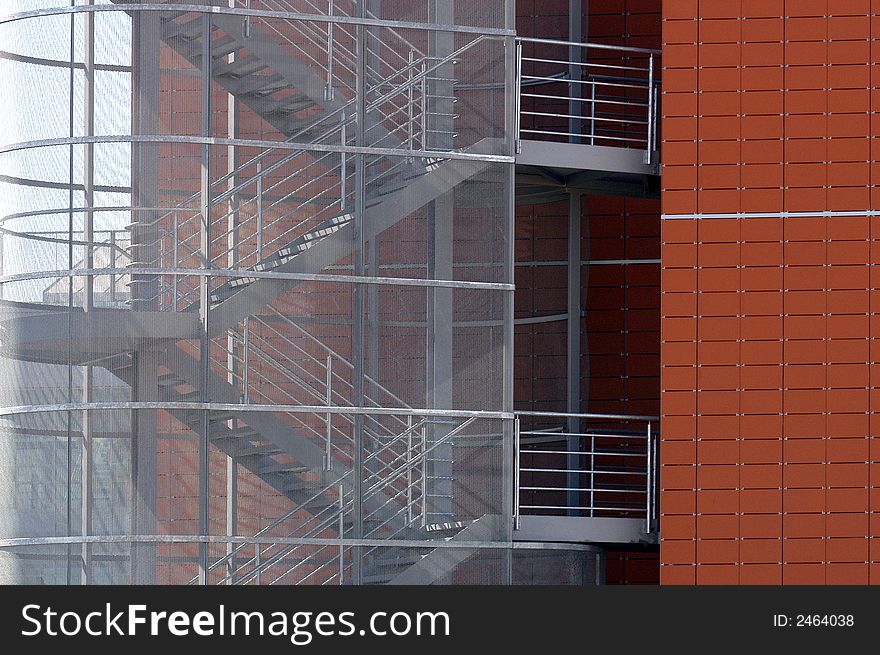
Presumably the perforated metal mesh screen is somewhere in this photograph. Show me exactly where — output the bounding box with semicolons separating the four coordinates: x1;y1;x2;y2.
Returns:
0;1;526;584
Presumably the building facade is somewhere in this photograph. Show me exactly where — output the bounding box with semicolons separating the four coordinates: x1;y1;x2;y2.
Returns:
0;0;662;585
661;1;880;584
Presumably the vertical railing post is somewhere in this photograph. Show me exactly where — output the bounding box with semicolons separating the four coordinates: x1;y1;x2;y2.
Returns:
241;0;251;39
589;82;596;146
242;317;250;402
406;414;413;525
325;0;335;101
652;82;659;157
110;230;117;305
338;484;345;585
325;354;333;471
646;421;652;534
172;212;179;311
340;118;347;209
254;542;261;586
420;422;427;527
514;40;522;154
514;416;521;530
420;60;428;150
645;53;654;165
652;421;659;533
407;49;414;159
255;161;263;262
590;422;595;518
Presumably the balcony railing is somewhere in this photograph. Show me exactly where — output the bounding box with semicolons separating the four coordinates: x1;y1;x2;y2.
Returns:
515;37;660;165
514;411;659;536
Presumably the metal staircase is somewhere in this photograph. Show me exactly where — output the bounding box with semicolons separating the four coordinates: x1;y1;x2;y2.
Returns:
74;1;498;583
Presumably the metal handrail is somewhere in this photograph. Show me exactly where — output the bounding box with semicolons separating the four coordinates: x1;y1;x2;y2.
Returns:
515;37;660;161
514;411;658;534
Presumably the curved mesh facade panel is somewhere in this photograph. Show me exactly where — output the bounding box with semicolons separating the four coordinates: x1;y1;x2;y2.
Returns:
0;0;516;584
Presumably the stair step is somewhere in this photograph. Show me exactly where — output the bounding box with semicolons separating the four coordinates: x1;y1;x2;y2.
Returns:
234;73;287;97
211;36;241;60
214;56;269;79
162;16;205;41
263;94;315;115
283;479;314;493
157;373;181;386
257;461;311;475
209;411;239;422
213;439;282;458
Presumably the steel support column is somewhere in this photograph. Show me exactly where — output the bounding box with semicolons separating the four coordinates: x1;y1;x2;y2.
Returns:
197;14;213;585
566;192;581;516
129;7;161;585
426;0;456;530
80;0;96;585
501;0;517;585
351;0;368;585
225;3;240;582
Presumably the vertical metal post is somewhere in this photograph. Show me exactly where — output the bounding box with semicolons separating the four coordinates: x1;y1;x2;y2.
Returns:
129;7;160;584
256;161;263;261
652;83;659;157
595;547;606;585
589;82;596;145
242;0;251;39
645;421;652;534
197;13;213;586
172;213;179;310
567;192;581;516
568;0;583;145
502;0;518;584
81;0;96;586
420;60;427;150
254;542;261;585
242;317;250;402
513;416;520;530
406;415;413;525
325;354;333;471
420;423;427;527
110;230;117;305
645;53;654;164
326;0;335;101
351;0;368;585
225;14;240;583
340;118;347;209
338;483;345;585
407;49;414;156
514;41;523;154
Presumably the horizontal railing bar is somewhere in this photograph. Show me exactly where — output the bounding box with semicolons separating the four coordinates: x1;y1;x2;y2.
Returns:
522;485;646;492
520;92;648;108
516;36;660;55
520;505;644;512
521;468;646;476
521;450;646;459
520;431;649;439
521;75;648;91
521;110;649;125
516;411;658;421
519;129;646;143
521;57;648;73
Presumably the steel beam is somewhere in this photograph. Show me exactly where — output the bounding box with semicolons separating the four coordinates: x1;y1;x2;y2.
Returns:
128;7;161;585
197;13;213;585
425;0;456;532
566;192;581;517
351;0;369;585
225;5;240;582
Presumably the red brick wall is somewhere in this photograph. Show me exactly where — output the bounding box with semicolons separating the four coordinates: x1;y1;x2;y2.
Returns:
661;0;880;584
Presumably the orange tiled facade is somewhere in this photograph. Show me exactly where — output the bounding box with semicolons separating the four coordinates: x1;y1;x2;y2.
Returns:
661;1;880;583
